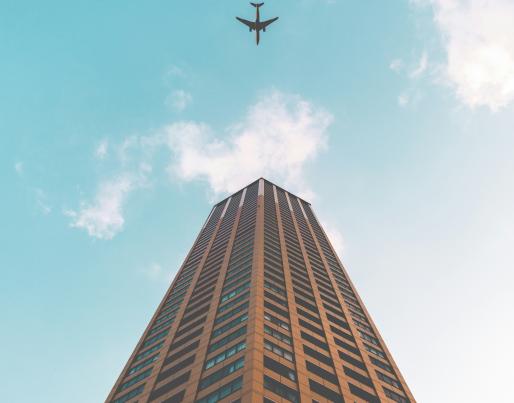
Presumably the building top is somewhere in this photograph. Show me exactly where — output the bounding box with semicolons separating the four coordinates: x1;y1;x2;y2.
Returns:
213;177;312;208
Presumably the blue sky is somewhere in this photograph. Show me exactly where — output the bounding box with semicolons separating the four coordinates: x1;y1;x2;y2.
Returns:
2;0;514;402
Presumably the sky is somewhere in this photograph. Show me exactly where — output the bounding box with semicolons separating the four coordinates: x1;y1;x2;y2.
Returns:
1;0;514;402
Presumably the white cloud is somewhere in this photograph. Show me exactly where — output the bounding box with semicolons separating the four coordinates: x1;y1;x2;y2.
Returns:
166;90;193;112
143;263;164;280
35;188;51;215
14;161;24;175
398;92;410;107
165;65;185;80
390;58;404;73
410;51;428;78
66;137;152;240
392;52;428;107
95;140;109;159
162;90;333;199
67;90;332;239
65;175;136;240
421;0;514;110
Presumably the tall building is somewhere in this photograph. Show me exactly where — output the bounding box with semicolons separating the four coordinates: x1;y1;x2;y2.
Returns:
107;178;415;403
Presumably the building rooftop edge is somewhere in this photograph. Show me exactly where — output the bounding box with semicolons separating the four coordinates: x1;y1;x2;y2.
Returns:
213;177;311;207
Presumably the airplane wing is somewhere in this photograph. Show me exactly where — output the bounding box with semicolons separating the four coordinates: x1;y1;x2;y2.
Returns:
236;17;257;30
260;17;278;29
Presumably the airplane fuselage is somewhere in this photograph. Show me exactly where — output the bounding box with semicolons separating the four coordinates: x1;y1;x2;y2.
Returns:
236;3;278;46
255;6;260;44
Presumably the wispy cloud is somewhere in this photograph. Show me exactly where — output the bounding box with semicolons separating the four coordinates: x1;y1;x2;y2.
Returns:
144;263;163;279
66;90;332;239
164;65;185;82
65;175;138;240
392;51;429;108
14;161;24;176
390;59;404;73
415;0;514;110
410;51;429;79
35;188;52;215
162;90;333;199
398;92;410;107
165;90;193;112
95;140;109;159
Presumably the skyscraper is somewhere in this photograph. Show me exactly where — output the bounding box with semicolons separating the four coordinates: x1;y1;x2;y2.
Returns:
107;178;415;403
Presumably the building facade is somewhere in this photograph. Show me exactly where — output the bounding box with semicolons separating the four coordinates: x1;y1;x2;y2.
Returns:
107;178;415;403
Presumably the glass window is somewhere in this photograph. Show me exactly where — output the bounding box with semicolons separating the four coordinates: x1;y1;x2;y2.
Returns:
264;312;290;331
195;376;243;403
264;339;294;362
134;341;164;363
383;387;410;403
263;356;296;381
212;314;248;338
208;326;247;353
118;368;152;392
217;291;250;313
199;357;245;390
205;341;247;370
364;343;385;359
263;375;299;403
264;325;292;345
128;354;159;375
220;281;251;303
214;302;249;325
376;371;401;389
112;385;145;403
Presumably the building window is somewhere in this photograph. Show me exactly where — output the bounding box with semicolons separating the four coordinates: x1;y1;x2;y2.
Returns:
264;301;289;319
195;376;243;403
154;311;175;325
117;368;152;392
212;314;248;338
369;356;394;373
364;343;386;359
383;387;410;403
148;318;174;336
264;325;292;345
218;291;250;313
111;384;145;403
222;272;252;292
199;357;245;390
376;370;402;389
142;329;169;349
343;366;373;388
220;281;251;303
359;330;379;346
302;345;333;367
308;379;343;403
348;383;380;403
264;339;294;362
305;361;338;386
263;355;296;381
128;354;159;375
264;312;290;330
208;326;247;353
264;281;286;296
134;341;164;363
263;375;300;403
205;341;247;370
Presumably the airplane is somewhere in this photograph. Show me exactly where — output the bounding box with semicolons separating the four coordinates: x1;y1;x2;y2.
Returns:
236;3;278;45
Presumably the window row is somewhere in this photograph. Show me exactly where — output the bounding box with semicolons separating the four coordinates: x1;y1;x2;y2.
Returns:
199;357;245;390
205;341;247;370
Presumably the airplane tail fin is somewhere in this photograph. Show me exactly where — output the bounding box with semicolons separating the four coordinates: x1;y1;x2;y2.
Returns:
250;2;264;8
